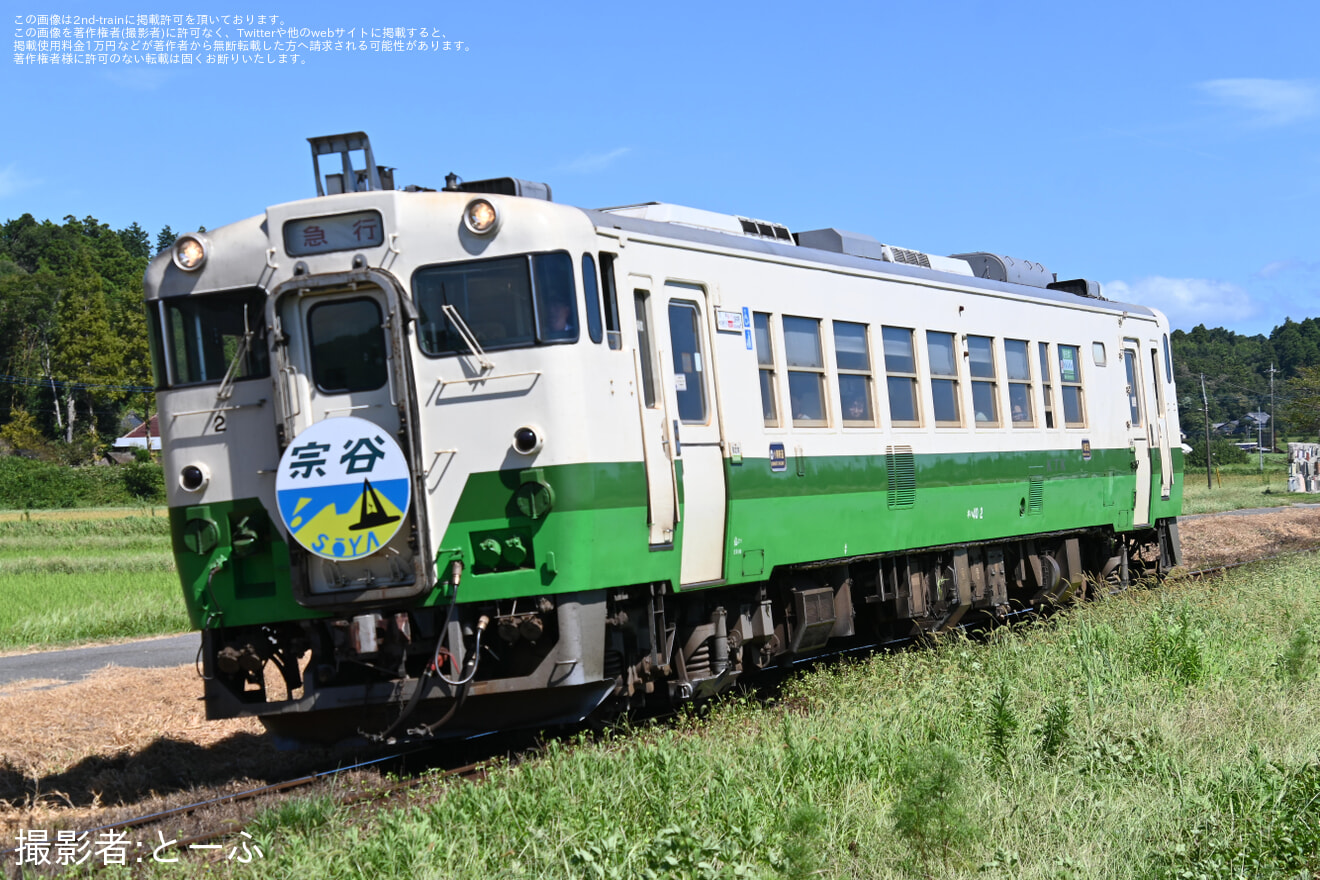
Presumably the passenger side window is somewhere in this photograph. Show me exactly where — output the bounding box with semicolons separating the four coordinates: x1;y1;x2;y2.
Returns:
1058;344;1086;427
882;326;920;426
1005;338;1034;426
753;312;780;427
1039;342;1055;428
834;321;875;426
784;316;827;426
968;335;999;425
926;330;961;426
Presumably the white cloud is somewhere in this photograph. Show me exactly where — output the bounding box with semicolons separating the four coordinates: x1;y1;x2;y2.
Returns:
1199;78;1320;126
558;147;630;174
1254;259;1320;280
0;163;38;199
1106;276;1259;329
1256;260;1301;279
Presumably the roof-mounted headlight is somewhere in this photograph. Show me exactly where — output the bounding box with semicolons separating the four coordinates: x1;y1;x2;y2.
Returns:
463;198;499;235
172;234;209;271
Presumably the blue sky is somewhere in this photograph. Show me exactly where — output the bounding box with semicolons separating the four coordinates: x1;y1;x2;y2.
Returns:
5;0;1318;337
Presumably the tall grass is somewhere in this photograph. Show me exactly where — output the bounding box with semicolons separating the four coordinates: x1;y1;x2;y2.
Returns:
137;554;1320;879
0;514;184;651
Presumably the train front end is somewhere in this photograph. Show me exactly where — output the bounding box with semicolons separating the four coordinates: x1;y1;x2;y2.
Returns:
145;135;639;740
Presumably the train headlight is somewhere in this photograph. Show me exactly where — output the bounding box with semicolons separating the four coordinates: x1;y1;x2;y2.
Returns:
463;198;499;235
172;234;209;271
512;426;543;455
180;463;210;492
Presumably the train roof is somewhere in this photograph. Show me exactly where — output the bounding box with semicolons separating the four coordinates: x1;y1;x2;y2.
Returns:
585;203;1157;323
282;134;1159;325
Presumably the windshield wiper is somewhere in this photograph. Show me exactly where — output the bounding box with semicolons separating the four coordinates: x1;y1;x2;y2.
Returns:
216;305;255;401
441;304;494;372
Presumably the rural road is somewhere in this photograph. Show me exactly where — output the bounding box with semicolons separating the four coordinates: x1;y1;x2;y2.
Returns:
0;632;196;688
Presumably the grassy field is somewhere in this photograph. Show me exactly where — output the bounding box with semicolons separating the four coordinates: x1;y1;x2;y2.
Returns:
0;514;185;652
1180;453;1314;515
140;554;1320;880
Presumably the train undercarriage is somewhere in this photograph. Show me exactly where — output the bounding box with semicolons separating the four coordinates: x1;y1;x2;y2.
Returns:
201;519;1181;742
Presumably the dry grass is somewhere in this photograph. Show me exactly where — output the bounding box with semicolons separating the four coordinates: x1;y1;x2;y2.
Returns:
0;664;287;840
0;507;165;523
1178;506;1320;568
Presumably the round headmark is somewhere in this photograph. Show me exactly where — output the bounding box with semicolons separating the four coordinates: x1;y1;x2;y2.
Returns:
274;417;411;561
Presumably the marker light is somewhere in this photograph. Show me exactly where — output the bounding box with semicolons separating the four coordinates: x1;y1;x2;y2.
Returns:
172;234;208;271
463;198;499;235
512;426;543;455
180;464;209;492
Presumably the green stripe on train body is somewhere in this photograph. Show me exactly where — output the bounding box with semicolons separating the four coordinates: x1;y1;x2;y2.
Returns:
435;444;1183;604
169;499;321;629
171;444;1183;620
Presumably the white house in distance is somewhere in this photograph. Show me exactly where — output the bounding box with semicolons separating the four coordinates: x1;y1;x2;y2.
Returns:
112;414;161;452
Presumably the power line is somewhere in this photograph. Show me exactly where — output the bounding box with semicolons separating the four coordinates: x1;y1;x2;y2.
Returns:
0;374;151;393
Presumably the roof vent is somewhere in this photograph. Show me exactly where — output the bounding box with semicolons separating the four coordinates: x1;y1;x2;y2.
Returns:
795;228;886;260
951;252;1052;288
737;216;794;242
600;203;793;242
1048;278;1105;299
444;175;552;201
797;228;972;276
887;247;931;268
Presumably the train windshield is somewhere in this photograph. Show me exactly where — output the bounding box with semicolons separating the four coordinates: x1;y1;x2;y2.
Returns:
152;289;270;389
412;252;578;357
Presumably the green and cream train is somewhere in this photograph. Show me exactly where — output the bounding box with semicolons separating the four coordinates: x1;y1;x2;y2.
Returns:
145;134;1183;739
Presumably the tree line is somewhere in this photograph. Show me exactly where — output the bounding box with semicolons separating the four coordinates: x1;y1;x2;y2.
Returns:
0;213;178;462
1172;320;1320;443
2;211;1320;464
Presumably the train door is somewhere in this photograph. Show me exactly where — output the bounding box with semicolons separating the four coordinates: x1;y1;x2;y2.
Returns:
1149;342;1173;500
1122;342;1152;527
660;282;727;585
631;280;678;548
271;279;423;596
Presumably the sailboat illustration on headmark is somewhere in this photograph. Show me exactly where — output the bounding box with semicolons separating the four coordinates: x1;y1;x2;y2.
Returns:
349;478;401;531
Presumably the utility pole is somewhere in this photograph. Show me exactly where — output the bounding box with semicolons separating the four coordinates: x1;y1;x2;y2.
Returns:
1258;402;1264;472
1202;373;1212;490
1267;362;1278;452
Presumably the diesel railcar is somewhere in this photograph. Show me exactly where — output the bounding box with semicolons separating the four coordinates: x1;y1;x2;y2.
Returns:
145;133;1182;740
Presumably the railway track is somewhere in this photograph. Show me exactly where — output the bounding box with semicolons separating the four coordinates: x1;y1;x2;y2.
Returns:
0;746;491;872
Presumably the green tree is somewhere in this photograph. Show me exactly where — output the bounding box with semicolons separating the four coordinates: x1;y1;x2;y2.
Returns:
1283;364;1320;441
117;222;151;261
155;225;176;254
50;252;127;449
